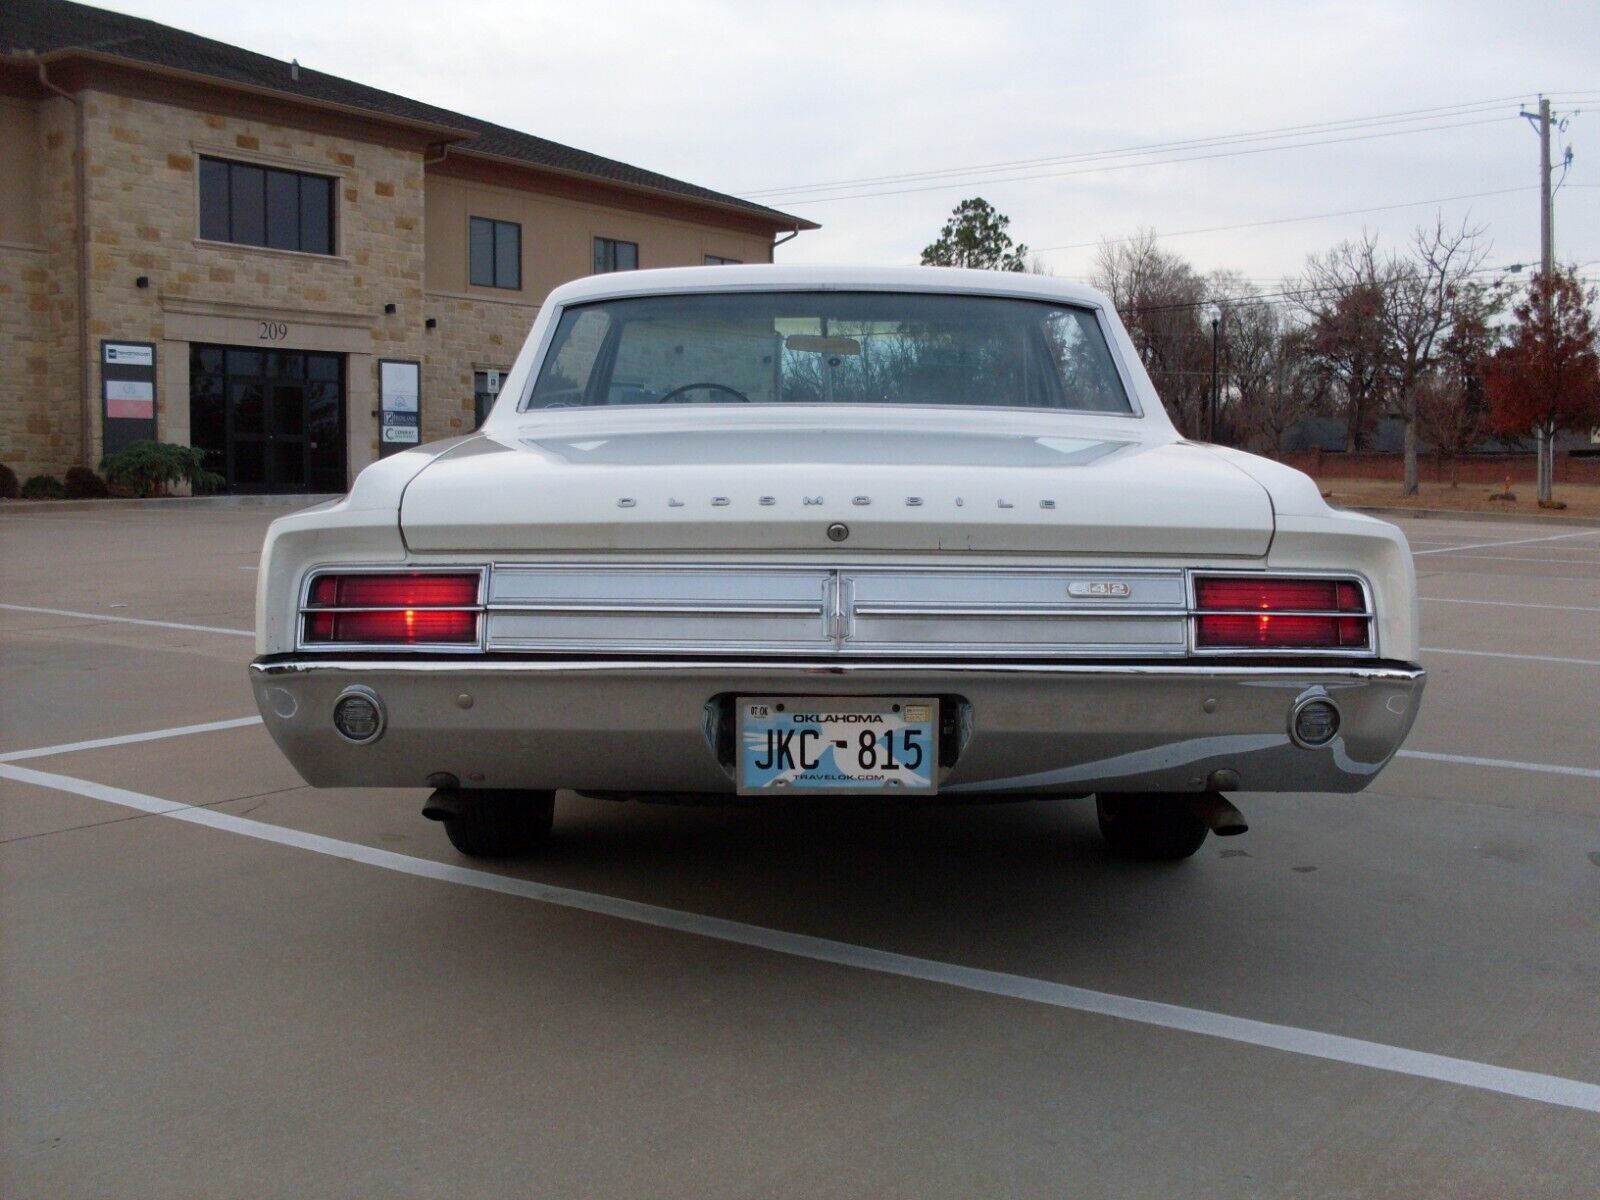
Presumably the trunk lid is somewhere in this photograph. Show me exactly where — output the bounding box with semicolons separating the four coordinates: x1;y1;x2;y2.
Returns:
399;412;1274;557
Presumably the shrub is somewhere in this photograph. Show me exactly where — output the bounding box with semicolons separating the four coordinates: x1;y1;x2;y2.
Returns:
63;465;111;499
100;441;224;497
21;473;65;500
0;463;17;500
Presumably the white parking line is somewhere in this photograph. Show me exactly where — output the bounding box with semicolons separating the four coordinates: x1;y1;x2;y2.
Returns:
1421;597;1600;614
1416;553;1600;567
1422;646;1600;667
1414;529;1600;556
3;760;1597;1116
1396;750;1600;781
0;603;252;638
0;716;264;764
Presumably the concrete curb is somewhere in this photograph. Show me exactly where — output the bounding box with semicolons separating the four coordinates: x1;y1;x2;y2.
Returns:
1344;504;1600;528
0;494;340;513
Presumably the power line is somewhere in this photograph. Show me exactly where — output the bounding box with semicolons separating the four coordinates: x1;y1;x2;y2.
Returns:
741;93;1536;199
1108;259;1600;318
749;115;1516;207
1033;186;1535;253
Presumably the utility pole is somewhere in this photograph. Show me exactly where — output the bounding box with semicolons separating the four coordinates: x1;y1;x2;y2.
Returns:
1524;96;1557;501
1539;96;1554;281
1209;310;1221;443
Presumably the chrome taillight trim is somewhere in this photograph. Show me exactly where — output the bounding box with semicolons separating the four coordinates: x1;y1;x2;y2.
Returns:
1186;569;1376;658
291;564;1380;659
296;566;488;653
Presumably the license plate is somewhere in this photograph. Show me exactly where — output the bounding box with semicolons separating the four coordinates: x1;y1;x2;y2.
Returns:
736;697;939;795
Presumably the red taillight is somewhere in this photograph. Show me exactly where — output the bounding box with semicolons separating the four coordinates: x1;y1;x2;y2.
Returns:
1196;614;1370;649
1193;575;1370;651
308;573;479;609
1194;577;1365;613
303;572;480;646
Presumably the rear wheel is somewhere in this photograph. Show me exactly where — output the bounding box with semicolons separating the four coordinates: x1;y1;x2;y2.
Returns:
1095;792;1209;861
441;789;555;858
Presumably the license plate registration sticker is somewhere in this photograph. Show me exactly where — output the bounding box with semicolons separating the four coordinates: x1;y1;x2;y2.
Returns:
736;697;939;795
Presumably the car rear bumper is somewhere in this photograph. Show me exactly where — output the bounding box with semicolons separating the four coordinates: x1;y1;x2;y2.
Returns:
249;657;1425;796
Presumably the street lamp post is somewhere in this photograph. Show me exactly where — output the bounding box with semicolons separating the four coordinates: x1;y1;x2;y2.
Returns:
1208;309;1221;443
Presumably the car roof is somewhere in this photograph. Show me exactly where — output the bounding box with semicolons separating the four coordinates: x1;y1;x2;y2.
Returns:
544;264;1114;310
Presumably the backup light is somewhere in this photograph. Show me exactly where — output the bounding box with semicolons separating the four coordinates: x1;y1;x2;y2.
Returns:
333;687;385;743
1193;575;1371;651
1291;698;1341;748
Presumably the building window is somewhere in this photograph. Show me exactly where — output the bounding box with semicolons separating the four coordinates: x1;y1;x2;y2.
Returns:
198;157;335;255
473;369;508;427
469;217;521;289
594;237;639;274
704;254;741;265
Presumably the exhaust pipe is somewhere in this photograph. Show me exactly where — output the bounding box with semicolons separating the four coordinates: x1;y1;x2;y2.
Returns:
1191;791;1248;837
421;789;464;822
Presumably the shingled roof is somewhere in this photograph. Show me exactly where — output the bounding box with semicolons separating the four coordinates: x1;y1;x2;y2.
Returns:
1;0;815;231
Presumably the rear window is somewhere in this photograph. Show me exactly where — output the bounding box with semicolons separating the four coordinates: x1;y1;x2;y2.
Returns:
523;291;1133;414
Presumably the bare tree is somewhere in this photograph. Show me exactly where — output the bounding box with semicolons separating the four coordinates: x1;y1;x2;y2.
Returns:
1413;278;1503;485
1384;215;1490;494
1092;231;1210;436
1209;273;1328;452
1292;235;1396;452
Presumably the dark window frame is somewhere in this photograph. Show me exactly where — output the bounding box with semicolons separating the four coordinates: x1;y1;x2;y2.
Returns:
704;254;742;266
473;367;510;428
594;237;640;274
469;217;522;290
198;156;337;256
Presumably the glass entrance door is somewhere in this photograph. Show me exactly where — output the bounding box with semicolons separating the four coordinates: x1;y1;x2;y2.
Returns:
191;345;346;493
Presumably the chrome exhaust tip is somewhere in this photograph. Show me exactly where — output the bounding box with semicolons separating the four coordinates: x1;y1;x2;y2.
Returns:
1191;791;1248;837
421;789;463;822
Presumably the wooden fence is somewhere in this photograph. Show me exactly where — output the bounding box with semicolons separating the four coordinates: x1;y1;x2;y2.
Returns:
1268;449;1600;485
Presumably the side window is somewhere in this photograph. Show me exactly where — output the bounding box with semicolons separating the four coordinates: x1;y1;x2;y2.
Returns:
528;309;613;407
593;237;639;274
469;217;521;289
704;254;741;266
1042;309;1131;412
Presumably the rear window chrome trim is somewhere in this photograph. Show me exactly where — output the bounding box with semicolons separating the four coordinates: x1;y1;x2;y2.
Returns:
514;290;1146;420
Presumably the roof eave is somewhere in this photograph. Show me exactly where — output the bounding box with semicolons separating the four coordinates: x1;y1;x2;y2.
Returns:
7;47;479;144
447;144;821;235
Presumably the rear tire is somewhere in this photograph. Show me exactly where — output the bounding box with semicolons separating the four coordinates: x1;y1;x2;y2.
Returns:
442;789;555;858
1095;792;1209;861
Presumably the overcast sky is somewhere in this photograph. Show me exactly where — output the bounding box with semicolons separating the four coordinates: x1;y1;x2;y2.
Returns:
102;0;1599;288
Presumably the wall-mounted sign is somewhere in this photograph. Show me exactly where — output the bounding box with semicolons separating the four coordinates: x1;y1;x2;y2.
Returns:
378;359;421;457
104;342;155;368
102;340;157;457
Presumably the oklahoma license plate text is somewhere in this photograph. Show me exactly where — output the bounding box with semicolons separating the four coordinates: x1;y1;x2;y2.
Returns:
737;697;939;795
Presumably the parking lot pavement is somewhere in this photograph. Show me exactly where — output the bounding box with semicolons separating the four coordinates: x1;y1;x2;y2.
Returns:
3;505;1599;1198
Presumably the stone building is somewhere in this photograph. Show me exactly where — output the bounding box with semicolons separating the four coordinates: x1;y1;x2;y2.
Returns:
0;0;814;491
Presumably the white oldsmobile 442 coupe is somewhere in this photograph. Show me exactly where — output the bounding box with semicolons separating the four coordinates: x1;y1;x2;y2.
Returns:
251;265;1424;861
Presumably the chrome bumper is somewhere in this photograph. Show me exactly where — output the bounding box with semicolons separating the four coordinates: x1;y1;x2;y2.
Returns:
250;657;1425;796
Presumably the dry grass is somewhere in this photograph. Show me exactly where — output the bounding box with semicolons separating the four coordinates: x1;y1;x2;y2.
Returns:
1317;477;1600;521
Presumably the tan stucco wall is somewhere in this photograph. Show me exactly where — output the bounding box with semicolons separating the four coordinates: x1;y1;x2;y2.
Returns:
419;173;773;432
0;96;42;246
424;173;771;300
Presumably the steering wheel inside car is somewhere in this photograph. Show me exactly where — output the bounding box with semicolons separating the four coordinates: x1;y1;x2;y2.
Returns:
656;382;751;404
